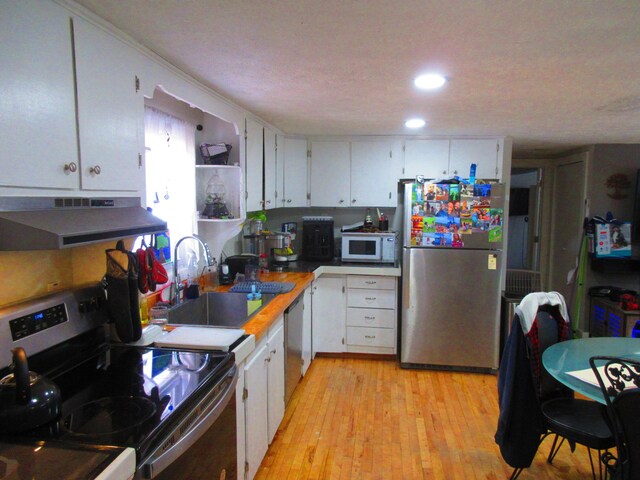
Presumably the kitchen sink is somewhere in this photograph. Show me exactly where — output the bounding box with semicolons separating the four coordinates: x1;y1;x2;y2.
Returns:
166;291;276;328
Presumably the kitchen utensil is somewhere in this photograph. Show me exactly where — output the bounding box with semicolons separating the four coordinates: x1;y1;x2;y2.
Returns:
0;348;61;433
154;327;245;352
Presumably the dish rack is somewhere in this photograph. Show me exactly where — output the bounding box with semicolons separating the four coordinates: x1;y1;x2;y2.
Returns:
229;281;295;294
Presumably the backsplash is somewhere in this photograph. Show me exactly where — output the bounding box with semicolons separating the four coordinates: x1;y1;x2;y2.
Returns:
0;239;134;307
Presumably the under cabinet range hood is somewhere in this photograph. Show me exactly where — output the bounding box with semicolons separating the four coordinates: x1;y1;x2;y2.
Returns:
0;197;167;250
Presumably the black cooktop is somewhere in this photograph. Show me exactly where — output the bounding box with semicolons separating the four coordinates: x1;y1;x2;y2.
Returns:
1;330;234;462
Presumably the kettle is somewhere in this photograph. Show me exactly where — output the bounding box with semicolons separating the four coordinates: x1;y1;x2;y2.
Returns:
0;347;61;433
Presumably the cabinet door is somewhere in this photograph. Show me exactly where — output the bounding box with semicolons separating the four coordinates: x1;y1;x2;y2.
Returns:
404;139;450;179
267;318;285;443
283;137;309;208
245;118;263;212
244;343;269;480
0;0;78;190
73;16;143;192
309;141;350;207
311;276;346;355
264;128;277;210
302;287;312;376
235;362;246;479
449;139;499;180
350;141;399;207
276;134;286;208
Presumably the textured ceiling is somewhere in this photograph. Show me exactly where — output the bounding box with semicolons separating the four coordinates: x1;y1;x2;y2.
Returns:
71;0;640;157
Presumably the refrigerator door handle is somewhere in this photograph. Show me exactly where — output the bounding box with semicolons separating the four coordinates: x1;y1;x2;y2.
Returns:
402;249;411;307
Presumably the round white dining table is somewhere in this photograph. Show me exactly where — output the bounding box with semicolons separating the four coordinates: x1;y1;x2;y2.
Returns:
542;337;640;403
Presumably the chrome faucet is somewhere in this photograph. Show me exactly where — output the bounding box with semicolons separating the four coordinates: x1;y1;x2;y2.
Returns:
172;235;216;305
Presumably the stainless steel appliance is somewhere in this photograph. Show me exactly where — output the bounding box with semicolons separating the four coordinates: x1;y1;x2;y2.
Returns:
400;181;505;371
284;294;303;405
0;286;238;479
302;216;334;261
341;232;398;263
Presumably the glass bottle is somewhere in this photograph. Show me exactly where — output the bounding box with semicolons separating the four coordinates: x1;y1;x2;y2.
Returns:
364;208;373;228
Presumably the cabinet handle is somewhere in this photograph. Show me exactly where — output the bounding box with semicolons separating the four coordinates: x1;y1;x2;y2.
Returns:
365;281;377;285
64;162;77;173
287;199;292;203
265;357;271;363
339;199;344;204
442;170;447;175
90;165;102;175
352;199;356;203
364;316;376;322
364;335;376;339
365;297;377;301
453;170;458;175
271;349;276;355
266;200;271;205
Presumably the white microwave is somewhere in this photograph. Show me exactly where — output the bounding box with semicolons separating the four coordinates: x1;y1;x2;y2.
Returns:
341;232;398;263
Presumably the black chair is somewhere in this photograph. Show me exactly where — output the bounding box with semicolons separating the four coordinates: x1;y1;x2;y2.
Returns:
590;356;640;480
497;293;614;480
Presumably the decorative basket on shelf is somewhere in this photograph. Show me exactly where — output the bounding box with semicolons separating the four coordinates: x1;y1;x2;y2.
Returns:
200;143;232;165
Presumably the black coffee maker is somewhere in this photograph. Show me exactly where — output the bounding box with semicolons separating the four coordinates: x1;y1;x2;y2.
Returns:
302;217;334;261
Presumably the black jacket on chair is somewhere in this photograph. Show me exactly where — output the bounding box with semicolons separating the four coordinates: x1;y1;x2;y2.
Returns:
495;313;545;468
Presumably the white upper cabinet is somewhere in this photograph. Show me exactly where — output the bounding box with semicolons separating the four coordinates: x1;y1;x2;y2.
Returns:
264;128;277;210
350;140;400;207
245;118;263;212
404;139;450;180
73;16;143;192
449;139;500;180
404;138;502;181
276;135;285;208
281;137;308;208
0;0;78;190
310;141;351;207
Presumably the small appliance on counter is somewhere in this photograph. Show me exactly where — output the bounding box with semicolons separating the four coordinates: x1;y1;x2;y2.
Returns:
341;231;398;263
302;216;334;261
224;254;259;279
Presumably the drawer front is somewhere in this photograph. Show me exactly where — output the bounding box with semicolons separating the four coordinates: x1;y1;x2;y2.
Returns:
347;307;396;328
347;275;396;290
347;326;395;348
347;288;395;309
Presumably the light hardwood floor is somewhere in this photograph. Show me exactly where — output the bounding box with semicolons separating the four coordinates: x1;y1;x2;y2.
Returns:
255;357;596;480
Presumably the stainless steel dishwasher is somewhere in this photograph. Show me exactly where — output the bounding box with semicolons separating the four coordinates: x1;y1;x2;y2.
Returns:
284;294;304;404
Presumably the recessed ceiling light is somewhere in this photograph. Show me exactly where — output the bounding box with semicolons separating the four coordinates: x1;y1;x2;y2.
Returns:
414;74;447;90
405;118;426;129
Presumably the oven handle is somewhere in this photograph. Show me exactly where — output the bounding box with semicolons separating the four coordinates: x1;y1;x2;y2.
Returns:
142;365;238;479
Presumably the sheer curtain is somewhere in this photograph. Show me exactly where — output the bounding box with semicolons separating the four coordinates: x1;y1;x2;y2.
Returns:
144;106;196;245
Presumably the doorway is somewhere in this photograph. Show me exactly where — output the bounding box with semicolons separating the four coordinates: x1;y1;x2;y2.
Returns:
508;168;542;271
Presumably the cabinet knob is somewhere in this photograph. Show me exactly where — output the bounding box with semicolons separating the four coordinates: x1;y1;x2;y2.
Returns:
265;357;271;363
64;162;77;173
90;165;102;175
352;199;356;203
442;170;447;175
453;170;458;175
271;349;276;355
265;200;271;205
339;199;344;204
287;199;292;203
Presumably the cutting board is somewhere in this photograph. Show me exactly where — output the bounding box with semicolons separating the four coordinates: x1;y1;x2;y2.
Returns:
155;327;244;352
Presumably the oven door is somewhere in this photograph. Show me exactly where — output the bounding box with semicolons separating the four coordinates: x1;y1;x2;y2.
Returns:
342;235;382;262
138;366;238;479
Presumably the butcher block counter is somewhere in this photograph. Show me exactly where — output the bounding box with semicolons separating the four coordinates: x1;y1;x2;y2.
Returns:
215;271;314;340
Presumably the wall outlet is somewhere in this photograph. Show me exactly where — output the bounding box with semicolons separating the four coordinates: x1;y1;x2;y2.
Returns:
47;281;61;292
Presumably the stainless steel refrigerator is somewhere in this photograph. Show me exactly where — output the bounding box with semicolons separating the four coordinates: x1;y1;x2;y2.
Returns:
400;181;505;371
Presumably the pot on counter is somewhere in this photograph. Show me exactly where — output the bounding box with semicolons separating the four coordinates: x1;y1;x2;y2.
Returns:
0;347;61;433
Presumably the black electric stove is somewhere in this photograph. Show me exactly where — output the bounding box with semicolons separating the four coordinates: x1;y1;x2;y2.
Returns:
0;286;238;479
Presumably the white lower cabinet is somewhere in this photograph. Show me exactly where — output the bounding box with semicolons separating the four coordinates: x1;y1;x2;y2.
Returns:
346;275;397;354
241;315;285;480
243;340;269;480
311;275;346;356
301;287;312;376
310;274;398;356
267;317;285;443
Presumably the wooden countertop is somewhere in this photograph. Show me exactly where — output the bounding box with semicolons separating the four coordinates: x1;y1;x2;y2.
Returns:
215;271;314;340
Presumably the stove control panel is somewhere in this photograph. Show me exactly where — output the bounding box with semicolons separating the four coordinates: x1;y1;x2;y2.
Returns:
9;303;68;341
